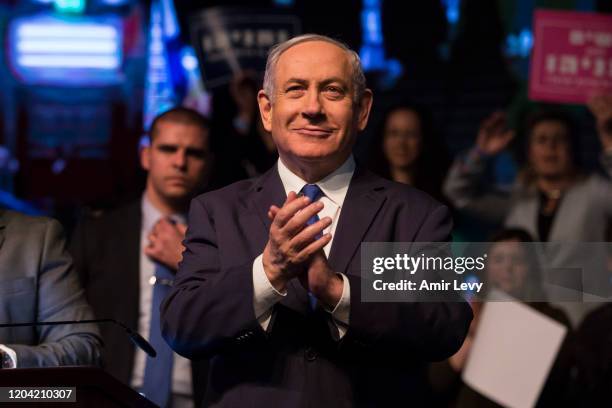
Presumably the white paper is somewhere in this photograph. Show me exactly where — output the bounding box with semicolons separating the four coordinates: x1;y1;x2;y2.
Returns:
462;293;567;408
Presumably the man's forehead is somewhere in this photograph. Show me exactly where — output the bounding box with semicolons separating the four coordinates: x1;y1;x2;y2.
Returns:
153;121;208;147
275;41;351;82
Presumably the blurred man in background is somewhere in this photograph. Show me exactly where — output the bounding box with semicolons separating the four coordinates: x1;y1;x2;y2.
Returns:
0;209;101;368
70;107;213;408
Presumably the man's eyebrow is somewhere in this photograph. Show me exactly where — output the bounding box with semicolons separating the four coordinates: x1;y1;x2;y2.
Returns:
186;147;208;156
283;78;308;87
320;77;348;86
320;78;350;90
156;143;178;149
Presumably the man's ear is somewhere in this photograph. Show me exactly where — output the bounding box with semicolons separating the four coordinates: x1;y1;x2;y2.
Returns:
357;89;374;131
140;144;151;171
257;90;273;133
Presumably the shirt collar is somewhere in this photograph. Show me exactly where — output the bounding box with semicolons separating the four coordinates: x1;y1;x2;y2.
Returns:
276;155;355;207
141;193;186;233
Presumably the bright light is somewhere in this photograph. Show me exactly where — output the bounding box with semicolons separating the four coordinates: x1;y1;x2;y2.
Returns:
8;14;123;85
17;23;117;39
17;40;117;53
181;47;198;71
18;55;120;69
54;0;86;15
12;17;121;71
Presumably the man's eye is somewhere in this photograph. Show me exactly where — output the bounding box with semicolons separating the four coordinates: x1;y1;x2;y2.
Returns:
324;86;344;97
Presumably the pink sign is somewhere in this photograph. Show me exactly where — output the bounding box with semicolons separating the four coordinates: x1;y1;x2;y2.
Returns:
529;9;612;104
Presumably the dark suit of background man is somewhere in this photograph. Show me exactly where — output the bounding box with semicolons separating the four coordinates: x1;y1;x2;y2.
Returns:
0;210;101;368
70;108;213;408
161;34;473;407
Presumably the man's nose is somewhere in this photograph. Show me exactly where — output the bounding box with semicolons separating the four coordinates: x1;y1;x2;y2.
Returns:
301;90;324;119
173;151;187;169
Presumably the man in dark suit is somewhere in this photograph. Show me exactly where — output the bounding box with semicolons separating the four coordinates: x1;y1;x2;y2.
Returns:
70;107;213;407
0;210;101;368
161;35;472;407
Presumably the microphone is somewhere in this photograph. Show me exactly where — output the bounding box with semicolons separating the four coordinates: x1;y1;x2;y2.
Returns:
0;318;157;358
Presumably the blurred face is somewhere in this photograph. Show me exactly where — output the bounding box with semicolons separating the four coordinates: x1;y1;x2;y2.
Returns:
486;239;529;296
141;121;211;205
383;108;422;169
528;120;573;179
258;41;372;174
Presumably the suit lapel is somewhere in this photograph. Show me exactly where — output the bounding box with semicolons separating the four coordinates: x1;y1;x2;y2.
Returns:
328;167;386;275
251;165;287;234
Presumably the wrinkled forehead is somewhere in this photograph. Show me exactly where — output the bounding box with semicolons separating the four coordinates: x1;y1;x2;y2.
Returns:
275;41;353;86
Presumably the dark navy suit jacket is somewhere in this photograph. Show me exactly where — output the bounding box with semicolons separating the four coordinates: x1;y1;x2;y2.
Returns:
161;165;472;407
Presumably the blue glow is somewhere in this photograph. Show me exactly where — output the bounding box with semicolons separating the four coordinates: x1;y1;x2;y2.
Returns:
180;47;198;72
441;0;460;24
359;0;403;86
160;0;179;39
100;0;130;5
273;0;294;5
360;0;384;71
364;10;382;44
143;0;178;131
519;29;533;56
505;28;533;58
54;0;86;14
386;59;403;79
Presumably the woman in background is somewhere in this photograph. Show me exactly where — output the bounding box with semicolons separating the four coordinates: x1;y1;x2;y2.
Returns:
368;103;450;202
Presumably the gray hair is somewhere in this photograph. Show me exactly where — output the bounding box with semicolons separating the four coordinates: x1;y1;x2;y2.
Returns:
262;34;366;105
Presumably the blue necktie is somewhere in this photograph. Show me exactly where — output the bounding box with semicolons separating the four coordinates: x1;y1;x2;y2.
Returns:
141;263;174;407
301;184;323;309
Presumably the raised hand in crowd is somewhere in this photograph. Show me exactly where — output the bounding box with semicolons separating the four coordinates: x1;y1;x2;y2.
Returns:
475;111;515;156
144;217;187;271
587;94;612;150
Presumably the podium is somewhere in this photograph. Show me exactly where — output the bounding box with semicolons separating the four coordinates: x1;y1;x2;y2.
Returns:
0;366;158;407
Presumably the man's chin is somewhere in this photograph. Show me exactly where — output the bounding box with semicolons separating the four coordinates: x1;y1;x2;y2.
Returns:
161;187;193;201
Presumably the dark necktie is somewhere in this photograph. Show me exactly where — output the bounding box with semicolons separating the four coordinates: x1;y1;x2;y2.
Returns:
300;184;323;309
141;262;174;407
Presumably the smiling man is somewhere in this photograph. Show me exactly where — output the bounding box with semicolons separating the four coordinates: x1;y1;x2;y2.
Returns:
161;35;472;407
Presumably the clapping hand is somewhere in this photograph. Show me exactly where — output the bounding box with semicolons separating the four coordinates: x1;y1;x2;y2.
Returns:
265;194;343;307
263;192;332;292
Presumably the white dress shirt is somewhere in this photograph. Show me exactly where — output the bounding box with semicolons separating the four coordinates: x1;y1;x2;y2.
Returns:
252;156;354;338
131;195;193;408
0;344;17;368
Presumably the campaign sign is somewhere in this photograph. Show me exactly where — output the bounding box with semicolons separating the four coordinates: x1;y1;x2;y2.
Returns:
529;9;612;104
190;7;301;89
